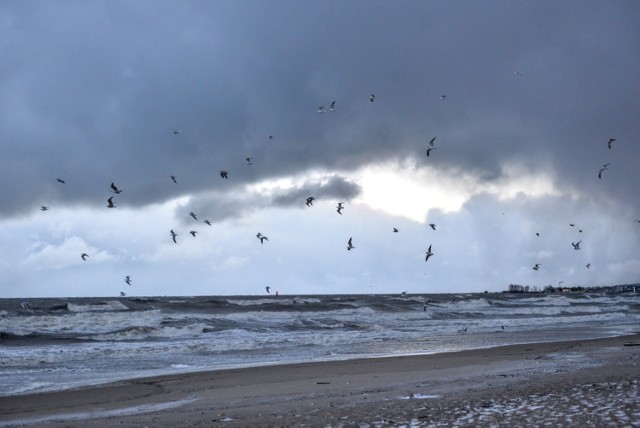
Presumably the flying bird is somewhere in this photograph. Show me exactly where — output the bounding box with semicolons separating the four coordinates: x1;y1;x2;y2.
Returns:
513;71;523;76
171;175;177;183
106;197;116;208
330;100;336;111
347;237;355;251
336;202;344;215
170;229;178;244
393;227;398;233
317;106;326;113
172;130;182;135
40;206;49;211
220;171;229;179
267;135;273;140
266;286;271;294
586;263;591;269
56;178;65;184
204;220;212;226
245;157;253;165
425;245;434;261
189;212;198;220
440;95;447;101
120;291;126;297
125;276;132;286
190;231;197;237
598;163;611;179
533;263;541;271
428;137;436;147
110;182;122;194
572;241;582;250
369;94;376;102
426;148;437;157
81;253;89;261
306;196;315;207
607;138;616;149
429;224;436;231
256;233;268;244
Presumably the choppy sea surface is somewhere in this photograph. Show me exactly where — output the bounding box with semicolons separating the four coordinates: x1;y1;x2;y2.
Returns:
1;292;638;397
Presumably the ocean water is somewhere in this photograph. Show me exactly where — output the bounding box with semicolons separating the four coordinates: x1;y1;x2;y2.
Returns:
0;292;638;397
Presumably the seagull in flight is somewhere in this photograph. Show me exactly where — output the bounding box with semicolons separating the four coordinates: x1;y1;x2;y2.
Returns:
171;175;177;183
429;223;437;231
172;130;182;135
317;106;326;113
266;286;271;294
572;241;582;250
106;197;116;208
170;229;178;244
56;178;65;184
245;157;253;166
425;245;434;261
533;263;541;271
204;220;212;226
81;253;89;261
513;71;523;76
120;291;126;297
440;95;447;101
393;227;398;233
428;137;436;148
347;237;355;251
256;233;268;244
426;148;436;157
110;182;122;194
220;171;229;179
369;94;376;102
607;138;616;149
190;231;197;237
306;196;315;207
267;135;273;140
41;206;49;211
189;212;198;220
336;202;344;215
586;263;591;269
330;100;336;111
598;163;611;179
125;276;132;286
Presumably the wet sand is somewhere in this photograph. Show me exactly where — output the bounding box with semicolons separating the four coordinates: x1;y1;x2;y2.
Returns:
1;334;639;427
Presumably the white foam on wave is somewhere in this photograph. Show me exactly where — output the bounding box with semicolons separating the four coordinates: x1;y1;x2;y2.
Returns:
67;300;129;312
0;308;163;337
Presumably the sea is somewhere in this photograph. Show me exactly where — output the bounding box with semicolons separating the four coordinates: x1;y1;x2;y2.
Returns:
1;292;639;397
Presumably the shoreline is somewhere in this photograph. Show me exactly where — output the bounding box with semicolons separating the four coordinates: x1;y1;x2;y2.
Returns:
1;333;639;426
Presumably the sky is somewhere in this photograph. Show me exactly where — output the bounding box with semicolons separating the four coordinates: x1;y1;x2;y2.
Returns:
1;1;639;297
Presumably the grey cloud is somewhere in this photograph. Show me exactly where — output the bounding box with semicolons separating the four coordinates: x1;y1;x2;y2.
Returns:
1;1;638;220
181;174;361;224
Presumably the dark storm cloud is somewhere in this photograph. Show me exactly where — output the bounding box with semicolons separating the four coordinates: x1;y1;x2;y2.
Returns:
182;174;361;223
1;1;639;218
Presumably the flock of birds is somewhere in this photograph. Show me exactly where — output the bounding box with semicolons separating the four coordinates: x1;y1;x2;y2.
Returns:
38;93;447;295
37;90;638;296
527;137;639;283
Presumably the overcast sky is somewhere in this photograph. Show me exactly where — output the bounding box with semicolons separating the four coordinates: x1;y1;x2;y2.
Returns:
1;1;639;297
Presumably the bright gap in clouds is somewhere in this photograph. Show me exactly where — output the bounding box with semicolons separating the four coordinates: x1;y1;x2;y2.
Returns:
352;160;563;223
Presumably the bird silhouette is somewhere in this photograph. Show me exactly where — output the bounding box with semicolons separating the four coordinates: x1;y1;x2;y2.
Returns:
425;245;434;261
347;237;355;251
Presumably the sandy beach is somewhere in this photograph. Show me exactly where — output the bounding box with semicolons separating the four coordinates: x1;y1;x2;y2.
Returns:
1;333;639;427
